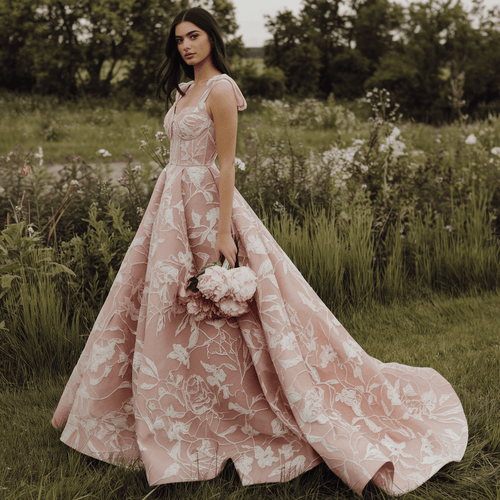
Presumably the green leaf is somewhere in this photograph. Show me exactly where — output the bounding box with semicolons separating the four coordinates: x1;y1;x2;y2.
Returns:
0;274;20;289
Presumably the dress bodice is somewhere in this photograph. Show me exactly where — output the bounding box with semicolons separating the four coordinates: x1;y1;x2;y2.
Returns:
163;75;246;167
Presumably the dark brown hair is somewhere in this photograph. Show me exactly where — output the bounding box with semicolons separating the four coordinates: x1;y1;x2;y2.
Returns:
156;7;231;107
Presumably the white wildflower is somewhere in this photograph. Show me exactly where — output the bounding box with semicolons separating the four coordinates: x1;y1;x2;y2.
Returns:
97;149;112;157
491;147;500;156
155;131;165;142
132;164;142;172
234;157;246;171
380;127;406;158
465;134;477;145
140;140;148;148
70;179;81;186
34;146;44;166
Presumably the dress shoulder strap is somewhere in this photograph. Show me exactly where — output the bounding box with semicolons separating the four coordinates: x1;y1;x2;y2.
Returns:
198;75;247;111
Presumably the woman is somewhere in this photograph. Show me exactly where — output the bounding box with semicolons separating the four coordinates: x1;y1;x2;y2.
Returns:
52;7;467;496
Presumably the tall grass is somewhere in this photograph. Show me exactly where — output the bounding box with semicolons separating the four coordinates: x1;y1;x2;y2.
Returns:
0;264;90;384
267;189;500;314
406;188;500;292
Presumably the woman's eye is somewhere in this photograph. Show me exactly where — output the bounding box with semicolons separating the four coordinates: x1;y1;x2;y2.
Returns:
191;35;198;40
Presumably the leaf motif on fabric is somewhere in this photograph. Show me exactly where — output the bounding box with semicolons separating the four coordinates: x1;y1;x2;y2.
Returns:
279;357;302;369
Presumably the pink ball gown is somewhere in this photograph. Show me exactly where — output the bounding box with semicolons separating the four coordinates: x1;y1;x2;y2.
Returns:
52;74;467;495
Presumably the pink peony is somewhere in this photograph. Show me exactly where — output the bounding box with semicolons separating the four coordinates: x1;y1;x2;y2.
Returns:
227;267;258;302
197;266;229;302
217;297;250;317
176;285;219;321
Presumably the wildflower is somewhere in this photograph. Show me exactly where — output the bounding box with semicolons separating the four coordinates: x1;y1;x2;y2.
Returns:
352;139;365;146
360;184;367;189
20;164;30;178
70;179;81;186
132;164;142;172
28;226;34;237
0;186;4;194
360;165;369;173
34;147;43;166
380;127;406;158
140;140;148;148
491;147;500;156
136;207;145;217
465;134;477;145
97;149;112;157
444;225;454;233
234;157;246;171
155;131;166;142
435;177;443;183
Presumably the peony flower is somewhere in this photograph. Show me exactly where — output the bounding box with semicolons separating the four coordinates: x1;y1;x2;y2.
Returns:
218;297;249;317
465;134;477;145
226;267;258;302
177;285;219;321
197;266;230;302
491;147;500;156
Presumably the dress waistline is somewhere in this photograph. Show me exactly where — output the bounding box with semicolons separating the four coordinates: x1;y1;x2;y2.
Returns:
168;162;217;168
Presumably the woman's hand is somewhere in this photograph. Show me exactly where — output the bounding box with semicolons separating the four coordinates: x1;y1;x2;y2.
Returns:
216;231;237;268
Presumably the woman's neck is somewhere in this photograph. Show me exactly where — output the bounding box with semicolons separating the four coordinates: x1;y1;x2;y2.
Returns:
193;59;221;84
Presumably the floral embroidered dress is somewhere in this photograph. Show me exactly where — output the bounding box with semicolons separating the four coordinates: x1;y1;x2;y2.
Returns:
52;74;467;495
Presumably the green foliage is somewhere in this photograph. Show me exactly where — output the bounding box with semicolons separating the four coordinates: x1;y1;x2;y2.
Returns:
0;0;241;97
264;0;500;122
233;60;287;100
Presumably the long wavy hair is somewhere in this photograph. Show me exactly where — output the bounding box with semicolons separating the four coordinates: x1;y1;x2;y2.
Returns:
156;7;231;107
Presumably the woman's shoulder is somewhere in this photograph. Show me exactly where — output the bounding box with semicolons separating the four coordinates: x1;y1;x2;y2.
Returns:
206;74;246;111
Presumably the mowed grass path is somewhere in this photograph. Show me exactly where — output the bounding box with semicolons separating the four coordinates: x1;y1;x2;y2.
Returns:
0;291;499;499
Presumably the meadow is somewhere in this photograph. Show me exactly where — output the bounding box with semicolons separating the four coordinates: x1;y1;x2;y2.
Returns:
0;89;500;498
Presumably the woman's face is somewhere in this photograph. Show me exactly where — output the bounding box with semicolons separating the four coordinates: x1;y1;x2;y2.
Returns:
175;21;212;67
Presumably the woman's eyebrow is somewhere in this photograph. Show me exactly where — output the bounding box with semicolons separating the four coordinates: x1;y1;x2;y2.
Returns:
176;30;199;39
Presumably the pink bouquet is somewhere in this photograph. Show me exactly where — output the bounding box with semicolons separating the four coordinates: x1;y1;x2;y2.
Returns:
177;256;258;321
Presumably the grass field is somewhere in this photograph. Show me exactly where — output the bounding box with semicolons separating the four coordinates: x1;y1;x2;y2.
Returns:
1;291;499;500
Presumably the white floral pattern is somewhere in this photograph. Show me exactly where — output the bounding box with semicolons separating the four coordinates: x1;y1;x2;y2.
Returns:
52;75;467;495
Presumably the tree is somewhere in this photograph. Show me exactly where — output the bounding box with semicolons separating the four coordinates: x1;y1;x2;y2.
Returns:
366;0;492;122
0;0;241;97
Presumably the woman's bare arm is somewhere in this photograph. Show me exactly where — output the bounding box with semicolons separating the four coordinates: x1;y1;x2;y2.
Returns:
207;81;238;267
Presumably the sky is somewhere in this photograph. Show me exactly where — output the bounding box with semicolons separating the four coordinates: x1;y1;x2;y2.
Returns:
232;0;499;47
